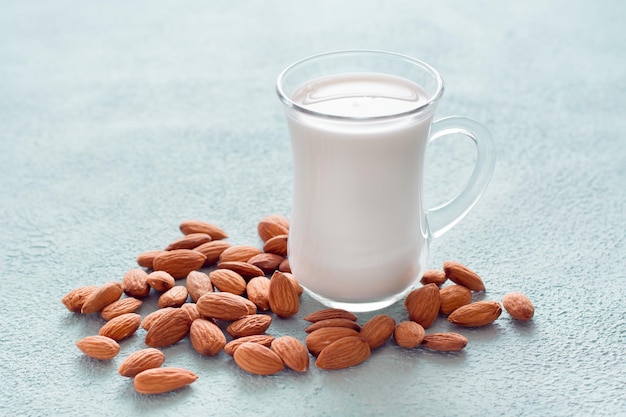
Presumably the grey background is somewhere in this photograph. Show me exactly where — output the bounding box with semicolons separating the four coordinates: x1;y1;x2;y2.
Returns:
1;1;624;416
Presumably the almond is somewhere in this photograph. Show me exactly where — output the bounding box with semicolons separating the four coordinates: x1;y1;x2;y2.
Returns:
439;284;473;315
209;269;247;295
136;250;166;269
246;276;271;311
194;240;231;265
227;314;272;338
165;233;211;251
81;282;124;314
190;319;226;356
303;308;358;323
443;261;486;292
141;307;175;331
118;348;165;377
98;313;142;341
76;335;120;360
258;214;290;242
421;332;468;352
360;314;396;349
219;245;262;263
224;335;275;356
305;327;361;357
271;336;309;372
393;321;425;348
146;270;176;292
145;308;191;348
448;300;502;327
101;297;143;321
305;318;361;334
134;367;198;394
62;286;98;312
420;269;447;286
282;272;303;297
268;271;299;318
247;253;284;273
122;268;151;298
404;283;441;329
158;285;189;308
153;249;207;279
263;234;288;257
315;336;371;370
186;270;213;302
278;258;291;272
502;292;535;321
217;261;264;279
179;220;228;240
196;292;253;321
181;303;201;322
233;342;284;375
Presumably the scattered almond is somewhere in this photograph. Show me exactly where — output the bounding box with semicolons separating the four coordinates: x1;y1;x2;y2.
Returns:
248;253;284;273
196;292;253;321
303;308;358;323
404;283;441;329
233;342;285;375
439;284;473;315
141;307;175;331
101;297;142;321
219;245;262;263
118;348;165;377
194;240;232;265
246;276;271;311
181;303;201;322
315;336;371;370
98;313;142;341
190;319;227;356
448;301;502;327
263;234;289;257
153;249;207;279
209;269;247;295
217;261;264;279
305;327;361;357
76;335;120;360
271;336;309;372
443;261;486;292
227;314;272;338
258;214;290;242
145;308;191;348
62;286;98;312
224;335;275;356
278;258;291;272
502;292;534;321
179;220;228;240
422;333;468;352
158;285;189;308
146;270;176;292
134;367;198;394
268;271;299;318
305;318;361;334
122;268;150;298
165;233;211;251
186;270;213;302
282;272;303;297
360;314;396;349
136;250;166;269
81;282;123;314
420;269;447;286
393;321;425;348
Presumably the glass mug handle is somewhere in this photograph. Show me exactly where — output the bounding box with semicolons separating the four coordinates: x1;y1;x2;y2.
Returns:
425;116;496;239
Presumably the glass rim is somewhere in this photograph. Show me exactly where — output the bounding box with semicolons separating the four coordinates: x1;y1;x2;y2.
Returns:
276;49;445;121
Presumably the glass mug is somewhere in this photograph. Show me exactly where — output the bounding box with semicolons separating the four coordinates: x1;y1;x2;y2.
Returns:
276;50;495;312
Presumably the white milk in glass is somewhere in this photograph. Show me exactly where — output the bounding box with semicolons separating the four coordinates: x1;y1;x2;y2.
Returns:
285;73;434;305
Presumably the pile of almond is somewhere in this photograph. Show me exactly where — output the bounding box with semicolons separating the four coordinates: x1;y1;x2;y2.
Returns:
62;216;535;395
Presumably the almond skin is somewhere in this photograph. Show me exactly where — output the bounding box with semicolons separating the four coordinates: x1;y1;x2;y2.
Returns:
209;269;247;295
246;276;271;311
145;308;191;348
263;234;289;257
181;303;201;322
268;271;299;318
98;313;142;341
305;327;361;357
422;333;468;352
303;308;358;323
190;319;227;356
196;292;253;321
404;283;441;329
278;258;291;273
420;269;447;286
186;270;213;302
81;282;124;314
233;342;285;375
360;314;396;349
217;261;264;279
194;240;232;265
393;321;425;348
227;314;272;338
165;233;211;251
179;220;228;240
224;335;275;356
146;271;176;292
282;272;303;297
118;348;165;377
439;285;473;315
271;336;309;373
443;261;486;292
141;307;175;331
315;336;371;370
122;268;151;298
305;318;361;334
158;285;189;308
219;245;262;263
62;286;98;312
448;301;502;327
247;253;284;273
101;297;143;321
76;335;120;360
258;214;290;242
502;292;535;321
153;249;207;279
136;250;166;269
134;367;198;394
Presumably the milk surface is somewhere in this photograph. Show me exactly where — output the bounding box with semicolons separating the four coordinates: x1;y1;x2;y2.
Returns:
286;73;434;308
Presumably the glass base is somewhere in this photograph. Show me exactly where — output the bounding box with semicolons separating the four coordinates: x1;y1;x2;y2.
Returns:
303;287;408;313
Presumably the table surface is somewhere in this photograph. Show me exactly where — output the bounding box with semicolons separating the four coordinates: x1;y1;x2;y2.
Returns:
1;1;625;416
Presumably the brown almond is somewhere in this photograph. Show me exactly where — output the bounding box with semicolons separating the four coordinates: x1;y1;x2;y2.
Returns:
118;348;166;377
194;240;232;265
217;261;264;279
248;253;284;273
443;261;486;292
196;292;252;321
360;314;396;349
268;271;299;318
134;367;198;395
122;268;150;298
242;296;258;315
146;270;176;292
247;276;271;311
158;285;189;308
420;269;447;286
258;214;290;242
165;233;211;251
81;282;124;314
303;308;358;323
190;319;226;356
76;335;120;360
209;269;247;295
502;292;535;321
98;313;142;341
101;297;142;321
181;303;201;322
263;234;288;257
404;283;441;329
179;220;228;240
145;308;191;348
271;336;309;373
186;270;213;302
219;245;262;263
393;321;425;348
227;314;272;338
278;258;291;272
439;284;473;315
282;272;303;297
233;342;284;375
141;307;175;331
305;327;361;357
305;318;361;334
448;300;502;327
153;249;207;279
224;335;275;356
422;332;468;352
315;336;371;370
62;286;98;312
136;250;166;269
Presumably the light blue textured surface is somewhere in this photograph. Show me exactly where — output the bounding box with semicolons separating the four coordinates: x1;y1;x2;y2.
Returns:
1;1;625;416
